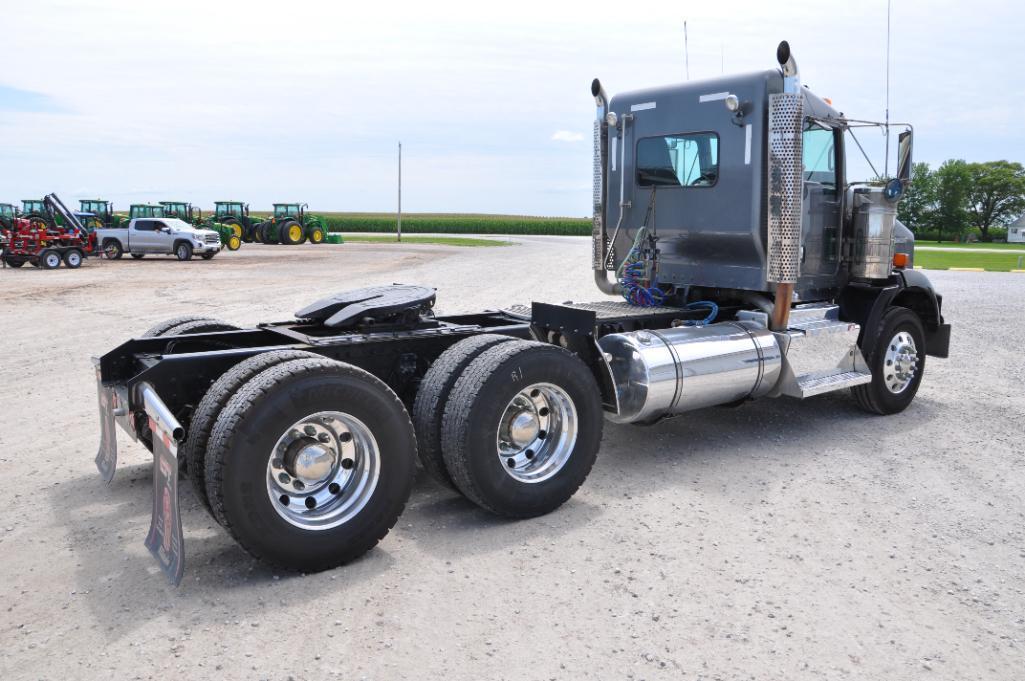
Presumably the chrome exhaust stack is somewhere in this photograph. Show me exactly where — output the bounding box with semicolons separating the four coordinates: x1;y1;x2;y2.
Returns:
591;78;620;295
766;41;804;330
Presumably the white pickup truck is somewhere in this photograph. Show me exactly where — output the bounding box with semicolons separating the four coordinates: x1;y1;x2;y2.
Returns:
96;218;223;261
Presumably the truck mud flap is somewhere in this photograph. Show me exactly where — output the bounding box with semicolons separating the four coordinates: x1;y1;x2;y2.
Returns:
93;358;118;482
140;384;186;586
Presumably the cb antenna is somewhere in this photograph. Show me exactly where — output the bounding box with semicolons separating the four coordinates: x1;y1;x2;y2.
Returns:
884;0;892;177
684;21;690;80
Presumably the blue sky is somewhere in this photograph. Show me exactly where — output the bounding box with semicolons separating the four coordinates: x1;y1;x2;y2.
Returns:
2;0;1022;216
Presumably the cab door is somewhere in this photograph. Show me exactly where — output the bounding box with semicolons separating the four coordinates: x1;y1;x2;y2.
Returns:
799;121;843;287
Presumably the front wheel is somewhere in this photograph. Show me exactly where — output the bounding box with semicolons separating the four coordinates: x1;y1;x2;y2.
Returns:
205;357;416;571
201;252;216;260
175;242;193;261
852;306;926;415
440;341;603;518
131;253;145;259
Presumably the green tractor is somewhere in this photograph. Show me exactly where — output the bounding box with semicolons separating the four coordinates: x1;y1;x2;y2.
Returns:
161;201;242;251
78;199;126;230
258;203;327;245
210;201;264;243
21;199;51;229
0;203;16;230
128;204;166;219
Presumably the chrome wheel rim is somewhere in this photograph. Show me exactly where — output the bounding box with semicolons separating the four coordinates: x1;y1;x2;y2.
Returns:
495;382;577;483
883;330;918;394
177;245;188;259
266;411;380;530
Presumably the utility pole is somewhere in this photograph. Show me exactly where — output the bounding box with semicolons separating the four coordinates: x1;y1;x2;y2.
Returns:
397;141;402;242
684;21;690;80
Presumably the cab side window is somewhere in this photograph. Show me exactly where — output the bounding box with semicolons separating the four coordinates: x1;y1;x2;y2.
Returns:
802;122;837;191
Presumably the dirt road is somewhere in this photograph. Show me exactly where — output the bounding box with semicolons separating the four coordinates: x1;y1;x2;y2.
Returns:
1;239;1021;680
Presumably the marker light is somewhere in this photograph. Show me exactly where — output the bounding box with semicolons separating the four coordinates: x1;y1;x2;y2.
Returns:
605;111;618;127
724;94;740;112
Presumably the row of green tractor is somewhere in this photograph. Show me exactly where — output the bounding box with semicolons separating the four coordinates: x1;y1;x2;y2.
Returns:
2;200;330;251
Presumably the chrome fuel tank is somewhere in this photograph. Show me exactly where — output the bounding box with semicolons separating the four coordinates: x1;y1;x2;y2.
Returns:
598;322;782;424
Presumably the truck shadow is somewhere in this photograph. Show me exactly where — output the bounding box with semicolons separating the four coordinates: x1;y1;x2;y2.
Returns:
51;391;941;642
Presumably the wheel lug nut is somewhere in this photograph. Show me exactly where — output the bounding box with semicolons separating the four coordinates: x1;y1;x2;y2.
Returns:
278;472;290;484
304;425;316;436
318;433;331;443
293;480;305;490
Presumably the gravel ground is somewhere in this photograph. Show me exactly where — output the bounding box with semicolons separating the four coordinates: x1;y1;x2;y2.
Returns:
0;237;1022;681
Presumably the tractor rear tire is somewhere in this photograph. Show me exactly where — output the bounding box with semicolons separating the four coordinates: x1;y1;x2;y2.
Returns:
280;221;304;245
412;334;520;490
205;357;417;572
440;341;603;518
183;349;322;522
142;315;238;338
103;239;124;260
260;222;276;244
131;253;145;259
39;249;61;270
175;242;193;261
63;248;84;268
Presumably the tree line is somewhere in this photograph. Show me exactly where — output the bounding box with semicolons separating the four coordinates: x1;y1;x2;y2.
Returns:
897;160;1025;241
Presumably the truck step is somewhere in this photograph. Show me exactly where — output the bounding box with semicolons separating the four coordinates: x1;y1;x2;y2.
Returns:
793;369;872;398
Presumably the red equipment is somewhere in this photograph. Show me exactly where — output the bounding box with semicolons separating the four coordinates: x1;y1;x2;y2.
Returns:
1;216;95;269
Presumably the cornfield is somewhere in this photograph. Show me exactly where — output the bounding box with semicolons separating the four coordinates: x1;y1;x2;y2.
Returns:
313;212;591;236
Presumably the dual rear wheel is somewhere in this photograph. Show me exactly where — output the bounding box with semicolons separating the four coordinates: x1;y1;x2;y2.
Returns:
150;317;600;572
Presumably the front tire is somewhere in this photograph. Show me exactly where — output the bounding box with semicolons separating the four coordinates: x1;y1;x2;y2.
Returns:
440;341;603;518
205;357;417;571
201;252;216;260
175;242;193;261
852;306;926;415
131;253;145;259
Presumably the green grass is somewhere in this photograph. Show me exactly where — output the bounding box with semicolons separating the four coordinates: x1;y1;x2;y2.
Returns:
341;235;512;247
313;212;590;236
915;250;1025;272
916;241;1025;250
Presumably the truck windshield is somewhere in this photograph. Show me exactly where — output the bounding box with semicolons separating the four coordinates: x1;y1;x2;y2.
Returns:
637;133;719;187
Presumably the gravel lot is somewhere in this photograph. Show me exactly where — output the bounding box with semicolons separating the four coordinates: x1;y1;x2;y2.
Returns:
1;237;1022;681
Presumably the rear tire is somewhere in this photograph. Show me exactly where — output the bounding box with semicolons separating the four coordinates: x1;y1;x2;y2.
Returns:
4;257;25;268
852;306;926;415
142;315;238;338
440;341;603;518
412;334;519;489
183;349;322;522
131;253;145;259
280;220;303;245
62;249;84;268
103;239;124;260
205;357;416;571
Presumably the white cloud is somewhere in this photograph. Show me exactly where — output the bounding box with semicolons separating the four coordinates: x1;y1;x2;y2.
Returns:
551;130;585;143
